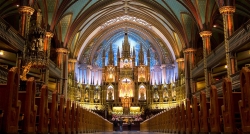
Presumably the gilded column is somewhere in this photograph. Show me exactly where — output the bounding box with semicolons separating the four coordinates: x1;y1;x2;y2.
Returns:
219;6;235;77
68;59;77;82
45;32;54;85
68;59;77;100
56;48;68;96
200;31;212;95
176;58;184;99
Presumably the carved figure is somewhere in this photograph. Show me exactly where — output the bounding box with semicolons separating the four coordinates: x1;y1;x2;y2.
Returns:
108;90;113;100
140;91;145;100
37;37;44;51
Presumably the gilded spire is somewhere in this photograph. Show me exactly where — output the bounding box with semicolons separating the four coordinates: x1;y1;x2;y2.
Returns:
147;48;150;57
102;48;106;58
139;43;144;65
117;47;120;58
102;48;105;67
122;30;130;58
147;49;150;66
132;46;135;57
108;43;114;65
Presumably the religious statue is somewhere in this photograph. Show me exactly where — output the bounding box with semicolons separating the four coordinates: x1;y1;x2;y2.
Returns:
84;89;89;102
140;91;145;100
153;90;159;102
30;39;36;51
108;90;113;100
163;90;168;101
37;37;44;52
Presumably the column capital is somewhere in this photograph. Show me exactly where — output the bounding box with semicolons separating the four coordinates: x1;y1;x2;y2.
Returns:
46;32;54;38
68;59;77;63
87;65;92;69
161;64;166;68
176;58;184;62
18;6;35;15
56;48;68;53
199;31;212;38
219;6;235;14
183;48;196;53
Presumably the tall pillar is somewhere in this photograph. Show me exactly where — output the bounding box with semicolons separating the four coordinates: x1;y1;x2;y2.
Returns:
219;6;235;77
45;32;54;85
200;31;212;95
176;58;184;99
18;6;34;37
19;6;34;65
183;50;190;98
68;59;77;100
183;48;196;98
68;59;77;82
56;48;68;96
161;64;166;84
176;58;184;79
64;51;69;100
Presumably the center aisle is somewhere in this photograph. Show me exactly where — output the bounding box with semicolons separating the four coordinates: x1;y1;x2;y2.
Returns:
95;131;162;134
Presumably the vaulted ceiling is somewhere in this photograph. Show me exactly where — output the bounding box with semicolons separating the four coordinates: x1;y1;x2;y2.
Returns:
1;0;250;66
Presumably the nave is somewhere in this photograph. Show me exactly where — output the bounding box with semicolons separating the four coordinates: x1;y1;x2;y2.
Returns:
96;131;158;134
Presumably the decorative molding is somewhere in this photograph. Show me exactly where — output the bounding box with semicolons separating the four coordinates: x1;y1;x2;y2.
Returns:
18;6;35;15
199;31;212;38
56;48;68;53
183;48;196;53
176;58;184;62
46;32;54;38
219;6;235;14
101;15;152;29
68;59;77;63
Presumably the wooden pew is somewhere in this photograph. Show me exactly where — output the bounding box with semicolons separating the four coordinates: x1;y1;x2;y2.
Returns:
221;78;241;133
58;95;66;134
170;108;174;133
0;67;21;133
65;99;71;134
199;91;209;133
18;77;37;133
191;95;199;133
36;85;50;133
70;101;76;134
176;106;181;133
80;107;84;132
76;103;82;133
180;103;186;134
185;99;192;134
239;67;250;132
209;85;223;133
49;90;59;133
